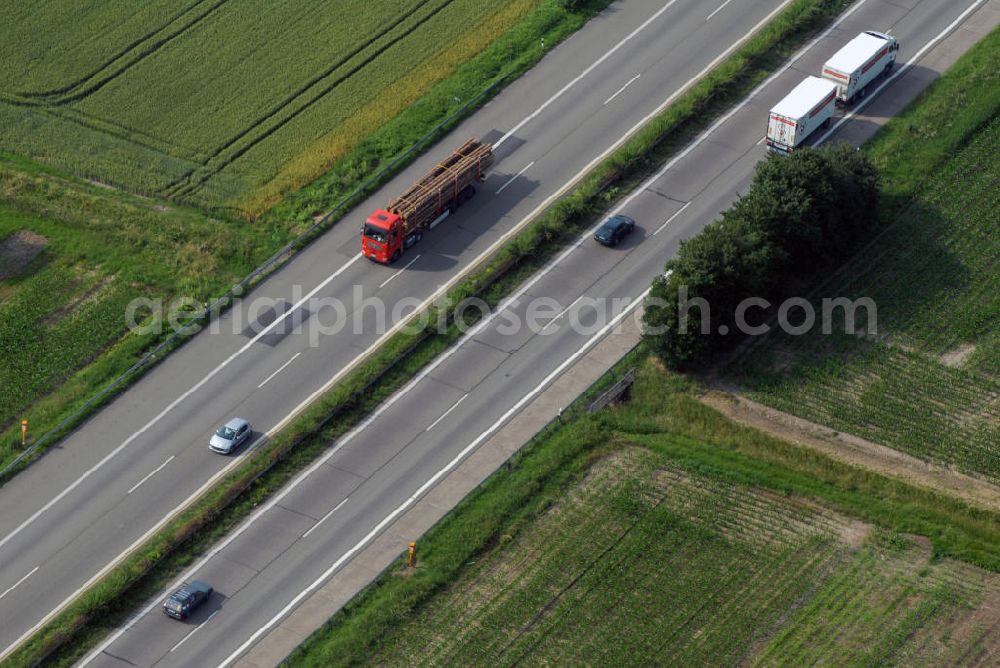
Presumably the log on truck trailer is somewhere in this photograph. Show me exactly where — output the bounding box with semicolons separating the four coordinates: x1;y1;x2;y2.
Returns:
766;76;838;154
362;138;494;263
822;31;899;104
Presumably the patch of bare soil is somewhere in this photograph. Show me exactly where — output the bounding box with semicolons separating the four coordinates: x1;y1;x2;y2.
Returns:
0;230;48;279
941;343;977;368
86;178;118;191
699;391;1000;514
946;586;1000;666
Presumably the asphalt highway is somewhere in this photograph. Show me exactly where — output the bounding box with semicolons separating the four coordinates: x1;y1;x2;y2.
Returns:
72;0;994;665
0;0;798;656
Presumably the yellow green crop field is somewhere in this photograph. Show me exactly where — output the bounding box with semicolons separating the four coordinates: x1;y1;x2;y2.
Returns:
0;0;538;217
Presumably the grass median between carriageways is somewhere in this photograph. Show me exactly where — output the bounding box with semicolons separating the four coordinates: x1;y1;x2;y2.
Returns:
6;0;862;663
286;355;1000;667
0;0;612;481
291;14;1000;668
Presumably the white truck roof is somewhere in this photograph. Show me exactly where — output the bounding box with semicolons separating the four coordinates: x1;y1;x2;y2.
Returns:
825;32;891;74
771;76;837;119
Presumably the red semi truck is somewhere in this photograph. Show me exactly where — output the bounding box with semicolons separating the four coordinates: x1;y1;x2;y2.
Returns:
361;138;494;263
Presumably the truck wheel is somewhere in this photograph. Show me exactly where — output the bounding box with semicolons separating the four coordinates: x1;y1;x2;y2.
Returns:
821;117;831;130
884;61;894;76
391;249;401;262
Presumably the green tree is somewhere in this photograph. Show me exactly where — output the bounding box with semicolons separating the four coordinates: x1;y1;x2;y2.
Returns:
643;144;879;369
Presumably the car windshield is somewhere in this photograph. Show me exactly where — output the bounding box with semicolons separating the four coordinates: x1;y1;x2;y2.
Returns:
363;224;387;244
165;597;186;610
599;221;618;234
216;426;236;439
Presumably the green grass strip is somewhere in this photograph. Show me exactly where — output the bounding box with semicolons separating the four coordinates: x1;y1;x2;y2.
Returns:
865;24;1000;213
285;355;1000;667
5;0;858;664
0;0;614;480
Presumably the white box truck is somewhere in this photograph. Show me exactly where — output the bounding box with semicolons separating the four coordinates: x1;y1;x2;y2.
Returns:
766;76;837;154
822;31;899;104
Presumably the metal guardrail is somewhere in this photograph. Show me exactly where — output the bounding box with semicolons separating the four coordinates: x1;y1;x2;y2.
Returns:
0;75;510;484
587;368;636;413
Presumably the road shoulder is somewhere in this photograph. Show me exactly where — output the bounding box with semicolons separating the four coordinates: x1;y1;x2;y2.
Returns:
235;314;643;667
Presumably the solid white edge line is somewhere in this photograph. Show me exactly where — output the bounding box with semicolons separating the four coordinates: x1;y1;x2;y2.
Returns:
216;292;648;668
23;0;807;661
813;0;988;147
302;498;351;540
603;74;641;105
628;0;874;197
653;202;691;236
225;0;800;459
378;255;421;289
169;610;219;653
257;352;302;389
0;254;364;554
215;0;992;659
425;394;469;432
706;0;735;22
126;455;176;495
494;0;682;149
495;161;535;195
0;566;39;601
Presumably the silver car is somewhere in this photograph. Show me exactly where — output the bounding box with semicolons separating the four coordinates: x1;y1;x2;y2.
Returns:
209;417;252;454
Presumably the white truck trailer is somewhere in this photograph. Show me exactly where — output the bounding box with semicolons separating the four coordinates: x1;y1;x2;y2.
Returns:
766;76;837;154
822;31;899;105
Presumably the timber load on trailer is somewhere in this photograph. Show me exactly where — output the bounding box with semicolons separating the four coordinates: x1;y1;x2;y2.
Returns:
362;138;494;263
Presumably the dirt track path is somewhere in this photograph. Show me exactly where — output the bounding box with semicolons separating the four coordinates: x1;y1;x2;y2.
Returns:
700;391;1000;514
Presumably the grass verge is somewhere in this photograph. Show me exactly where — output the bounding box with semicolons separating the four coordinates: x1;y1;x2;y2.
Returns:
286;15;1000;667
728;25;1000;480
0;154;289;475
0;0;613;480
5;0;861;663
286;355;1000;666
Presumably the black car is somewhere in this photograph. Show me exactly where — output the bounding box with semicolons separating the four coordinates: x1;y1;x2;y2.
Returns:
163;581;213;620
594;214;635;246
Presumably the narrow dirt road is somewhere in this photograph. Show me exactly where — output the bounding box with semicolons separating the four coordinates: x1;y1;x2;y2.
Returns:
700;391;1000;514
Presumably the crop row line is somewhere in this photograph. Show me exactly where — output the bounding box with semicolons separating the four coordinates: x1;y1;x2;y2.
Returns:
10;0;232;105
163;0;454;199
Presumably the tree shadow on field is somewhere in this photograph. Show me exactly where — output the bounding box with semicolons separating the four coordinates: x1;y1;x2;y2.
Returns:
717;195;969;390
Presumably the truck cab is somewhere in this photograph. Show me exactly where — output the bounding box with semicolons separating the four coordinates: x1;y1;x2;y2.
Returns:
362;210;402;263
360;138;493;263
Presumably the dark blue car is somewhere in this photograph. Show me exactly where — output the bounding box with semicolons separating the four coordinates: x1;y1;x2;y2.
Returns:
594;215;635;246
163;581;213;620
